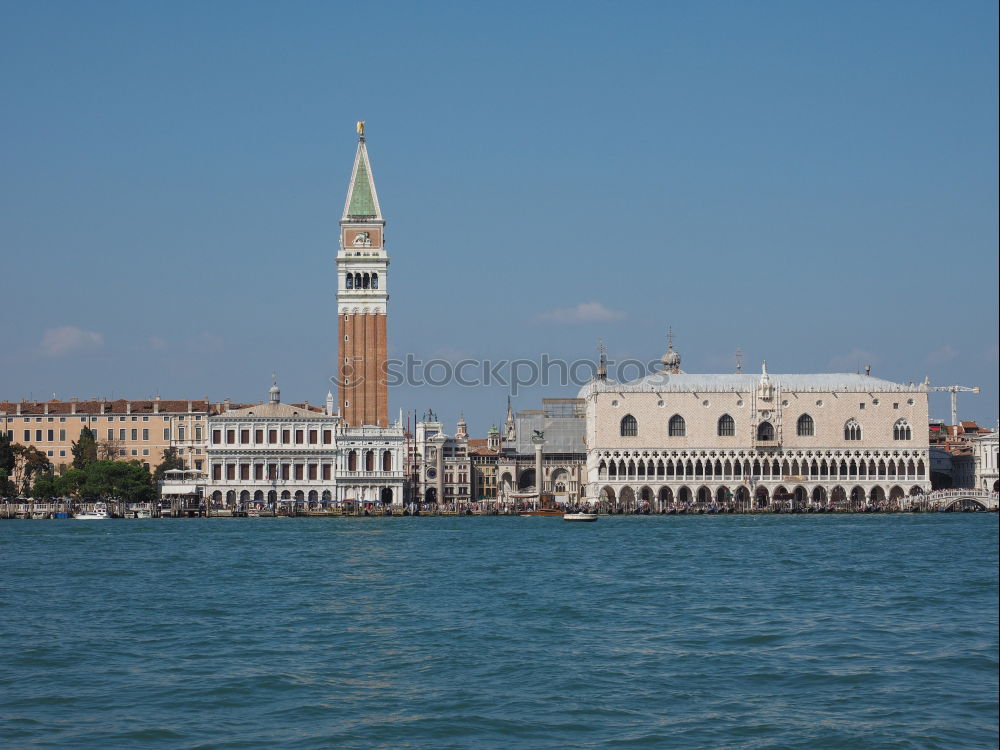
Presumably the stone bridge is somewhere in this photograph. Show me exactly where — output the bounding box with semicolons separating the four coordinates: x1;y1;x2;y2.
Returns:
920;490;998;512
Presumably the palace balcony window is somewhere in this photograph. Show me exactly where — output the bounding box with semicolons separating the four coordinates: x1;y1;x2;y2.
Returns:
668;415;686;437
756;421;775;441
797;413;814;437
717;414;735;437
893;419;912;441
620;414;638;437
844;419;862;441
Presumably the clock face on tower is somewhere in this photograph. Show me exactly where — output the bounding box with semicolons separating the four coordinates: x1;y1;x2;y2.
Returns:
343;227;382;250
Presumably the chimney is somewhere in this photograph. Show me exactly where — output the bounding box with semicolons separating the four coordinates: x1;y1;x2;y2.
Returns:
71;400;77;415
153;401;159;415
16;403;21;416
865;365;871;376
44;403;49;415
126;401;131;415
187;400;193;414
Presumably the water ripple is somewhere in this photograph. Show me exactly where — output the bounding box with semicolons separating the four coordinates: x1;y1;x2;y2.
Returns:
1;514;996;748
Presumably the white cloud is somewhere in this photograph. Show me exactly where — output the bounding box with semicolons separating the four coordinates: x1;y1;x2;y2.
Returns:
536;302;625;324
39;326;104;357
828;348;879;372
924;345;958;365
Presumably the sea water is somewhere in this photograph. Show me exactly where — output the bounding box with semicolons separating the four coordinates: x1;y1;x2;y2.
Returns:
1;514;997;749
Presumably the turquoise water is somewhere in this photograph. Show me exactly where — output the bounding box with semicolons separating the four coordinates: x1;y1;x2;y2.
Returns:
1;515;997;749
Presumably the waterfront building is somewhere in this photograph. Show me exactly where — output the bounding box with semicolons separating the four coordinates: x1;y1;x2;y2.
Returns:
409;410;472;504
203;382;404;508
408;399;587;506
579;340;933;509
928;419;991;489
972;428;998;493
0;398;212;473
495;398;586;504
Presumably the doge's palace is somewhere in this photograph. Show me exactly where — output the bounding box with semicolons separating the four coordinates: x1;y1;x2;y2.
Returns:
581;341;932;510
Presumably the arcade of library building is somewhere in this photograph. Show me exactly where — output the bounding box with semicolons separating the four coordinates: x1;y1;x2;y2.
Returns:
2;126;996;513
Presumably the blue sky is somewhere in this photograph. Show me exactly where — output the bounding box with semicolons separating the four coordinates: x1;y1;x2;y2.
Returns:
2;0;997;434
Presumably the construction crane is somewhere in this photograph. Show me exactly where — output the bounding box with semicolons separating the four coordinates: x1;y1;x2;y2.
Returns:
925;382;981;427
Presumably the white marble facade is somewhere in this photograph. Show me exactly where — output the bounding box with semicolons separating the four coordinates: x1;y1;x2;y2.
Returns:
204;384;404;507
580;349;932;509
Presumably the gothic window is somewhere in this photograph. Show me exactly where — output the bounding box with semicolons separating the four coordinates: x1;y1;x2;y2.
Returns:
620;414;638;437
757;421;774;440
354;273;361;288
668;414;686;437
844;419;862;441
717;414;735;436
797;413;814;437
345;274;353;289
893;419;912;441
372;273;378;289
363;273;370;289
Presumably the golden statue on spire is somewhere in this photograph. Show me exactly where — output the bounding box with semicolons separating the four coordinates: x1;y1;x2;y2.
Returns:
356;120;365;139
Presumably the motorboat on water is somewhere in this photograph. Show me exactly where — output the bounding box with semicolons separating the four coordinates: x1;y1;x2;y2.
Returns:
520;508;564;517
563;512;598;522
74;503;110;520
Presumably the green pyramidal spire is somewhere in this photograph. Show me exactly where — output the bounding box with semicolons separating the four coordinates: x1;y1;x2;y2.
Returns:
342;129;382;221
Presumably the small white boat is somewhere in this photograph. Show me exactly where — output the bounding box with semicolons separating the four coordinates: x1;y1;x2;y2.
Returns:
134;509;151;519
563;512;598;522
246;508;261;518
74;503;110;520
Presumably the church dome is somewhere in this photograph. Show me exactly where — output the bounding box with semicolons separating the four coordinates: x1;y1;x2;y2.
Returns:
662;346;681;370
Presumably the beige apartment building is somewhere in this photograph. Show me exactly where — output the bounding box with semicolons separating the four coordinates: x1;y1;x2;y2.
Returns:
0;398;214;472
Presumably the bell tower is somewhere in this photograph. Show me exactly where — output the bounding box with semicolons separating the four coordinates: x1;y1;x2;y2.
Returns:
336;122;389;427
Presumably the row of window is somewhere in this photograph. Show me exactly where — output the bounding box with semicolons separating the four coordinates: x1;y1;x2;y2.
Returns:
344;272;379;290
10;427;203;443
213;463;334;481
346;450;394;472
620;414;914;441
212;428;334;446
3;415;203;423
211;452;394;481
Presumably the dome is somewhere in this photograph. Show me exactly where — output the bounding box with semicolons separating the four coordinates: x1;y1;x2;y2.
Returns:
661;345;681;369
